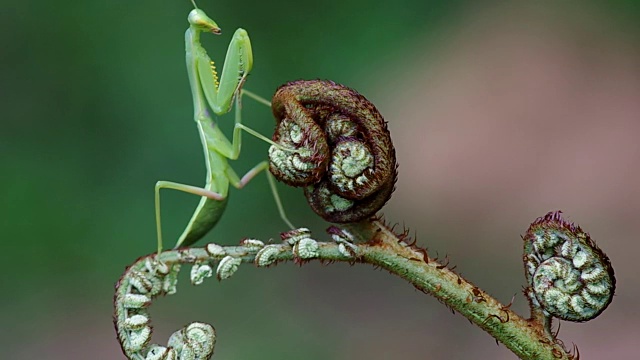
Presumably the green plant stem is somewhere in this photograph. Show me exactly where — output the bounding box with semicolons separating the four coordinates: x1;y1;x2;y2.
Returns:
345;220;569;360
115;219;573;360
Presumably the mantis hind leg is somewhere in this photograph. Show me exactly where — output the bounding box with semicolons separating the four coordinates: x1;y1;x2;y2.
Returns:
161;91;293;252
156;162;293;254
202;92;295;233
266;170;295;230
226;160;295;230
220;94;295;229
242;89;271;107
155;180;228;253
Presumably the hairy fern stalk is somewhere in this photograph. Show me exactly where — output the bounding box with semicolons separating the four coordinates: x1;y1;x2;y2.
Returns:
114;80;615;360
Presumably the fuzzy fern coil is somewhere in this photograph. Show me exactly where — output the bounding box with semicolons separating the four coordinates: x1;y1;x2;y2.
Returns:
268;80;397;223
523;211;615;322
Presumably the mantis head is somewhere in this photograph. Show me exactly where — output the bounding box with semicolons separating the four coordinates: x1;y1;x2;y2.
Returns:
188;9;222;35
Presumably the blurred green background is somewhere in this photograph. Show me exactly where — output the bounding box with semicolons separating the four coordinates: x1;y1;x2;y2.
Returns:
2;0;639;359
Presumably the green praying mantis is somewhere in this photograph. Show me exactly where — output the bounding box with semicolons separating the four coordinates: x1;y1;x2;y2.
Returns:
154;2;295;253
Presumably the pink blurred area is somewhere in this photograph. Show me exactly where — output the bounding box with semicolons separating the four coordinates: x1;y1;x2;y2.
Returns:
375;2;639;358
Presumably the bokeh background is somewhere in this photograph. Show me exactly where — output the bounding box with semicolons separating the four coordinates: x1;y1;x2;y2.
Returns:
2;0;639;358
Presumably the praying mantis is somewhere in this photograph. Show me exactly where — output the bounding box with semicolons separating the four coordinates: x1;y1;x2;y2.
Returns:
154;2;294;253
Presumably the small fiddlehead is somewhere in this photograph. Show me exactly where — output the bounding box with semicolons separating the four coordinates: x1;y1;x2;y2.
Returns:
523;211;615;325
268;80;397;223
114;230;349;360
114;252;218;360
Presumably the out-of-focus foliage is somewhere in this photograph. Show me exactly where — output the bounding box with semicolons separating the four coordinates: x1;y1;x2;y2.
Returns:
1;1;638;359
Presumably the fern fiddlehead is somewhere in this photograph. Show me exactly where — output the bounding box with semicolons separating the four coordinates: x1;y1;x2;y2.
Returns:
522;211;615;329
114;75;618;359
114;215;615;360
114;250;217;360
114;231;354;360
268;80;397;223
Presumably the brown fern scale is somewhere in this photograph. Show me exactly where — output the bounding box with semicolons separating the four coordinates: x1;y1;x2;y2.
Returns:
269;80;397;223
